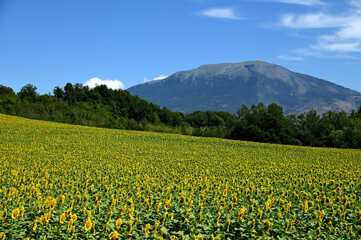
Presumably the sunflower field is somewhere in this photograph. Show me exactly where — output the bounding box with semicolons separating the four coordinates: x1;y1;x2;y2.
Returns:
0;113;360;239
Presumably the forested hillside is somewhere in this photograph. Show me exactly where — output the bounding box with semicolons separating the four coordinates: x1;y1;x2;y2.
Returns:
0;83;187;133
1;83;361;148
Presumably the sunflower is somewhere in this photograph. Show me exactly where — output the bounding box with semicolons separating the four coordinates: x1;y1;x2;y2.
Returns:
71;214;77;222
33;219;37;231
11;208;20;219
0;233;5;240
60;195;66;205
60;213;66;224
8;187;16;196
45;212;51;222
115;218;122;229
67;220;73;231
144;224;150;235
50;199;57;210
263;220;271;232
84;218;92;232
110;231;119;240
237;208;245;220
129;207;134;216
21;206;25;217
40;215;46;225
304;200;309;212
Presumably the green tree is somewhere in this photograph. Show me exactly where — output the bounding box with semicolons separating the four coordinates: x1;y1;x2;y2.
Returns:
64;83;75;103
53;86;65;99
0;85;18;114
18;84;38;102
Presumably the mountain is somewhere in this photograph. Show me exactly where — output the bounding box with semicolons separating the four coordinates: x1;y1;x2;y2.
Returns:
128;61;361;114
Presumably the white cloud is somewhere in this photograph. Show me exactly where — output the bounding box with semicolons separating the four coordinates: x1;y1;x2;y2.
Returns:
84;77;125;90
278;0;361;56
266;0;326;6
293;47;359;59
153;75;169;81
312;16;361;52
143;75;169;83
337;19;361;40
350;0;361;11
199;8;241;20
293;48;323;57
282;0;325;5
281;13;349;28
313;41;361;52
278;55;303;60
263;0;325;6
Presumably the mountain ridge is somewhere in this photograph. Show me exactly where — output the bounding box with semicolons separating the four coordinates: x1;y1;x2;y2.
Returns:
128;61;361;114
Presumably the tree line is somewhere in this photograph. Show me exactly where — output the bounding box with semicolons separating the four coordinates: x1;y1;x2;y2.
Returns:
1;83;361;149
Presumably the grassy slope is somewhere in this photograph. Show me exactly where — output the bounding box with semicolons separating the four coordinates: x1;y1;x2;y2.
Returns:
0;113;360;239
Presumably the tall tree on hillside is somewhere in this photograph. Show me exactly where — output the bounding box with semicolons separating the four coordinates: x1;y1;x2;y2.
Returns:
64;83;75;104
53;86;65;99
18;84;38;102
0;85;17;114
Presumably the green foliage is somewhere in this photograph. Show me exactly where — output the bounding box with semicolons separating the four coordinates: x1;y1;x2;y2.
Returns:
0;83;189;132
229;103;361;149
18;84;38;102
0;85;18;114
0;83;361;149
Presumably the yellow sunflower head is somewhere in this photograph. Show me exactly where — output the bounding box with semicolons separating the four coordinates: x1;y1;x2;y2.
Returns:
110;230;119;240
11;208;20;220
84;219;92;232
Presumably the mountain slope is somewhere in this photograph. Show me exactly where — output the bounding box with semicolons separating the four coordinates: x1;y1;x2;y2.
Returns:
128;61;361;114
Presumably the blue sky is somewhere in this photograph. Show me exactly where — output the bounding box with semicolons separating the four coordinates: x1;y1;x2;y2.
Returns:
1;0;361;94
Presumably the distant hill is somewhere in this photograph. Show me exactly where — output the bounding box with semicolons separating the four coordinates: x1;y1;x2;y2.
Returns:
128;61;361;114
